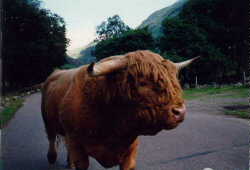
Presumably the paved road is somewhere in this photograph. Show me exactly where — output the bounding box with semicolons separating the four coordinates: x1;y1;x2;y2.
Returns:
2;93;249;170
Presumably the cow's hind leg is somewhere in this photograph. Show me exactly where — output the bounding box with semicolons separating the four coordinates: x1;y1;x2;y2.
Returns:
47;132;58;164
41;101;58;164
41;113;58;164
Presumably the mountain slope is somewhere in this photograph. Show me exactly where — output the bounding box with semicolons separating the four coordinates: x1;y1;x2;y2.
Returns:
138;0;188;38
67;0;188;63
66;42;97;66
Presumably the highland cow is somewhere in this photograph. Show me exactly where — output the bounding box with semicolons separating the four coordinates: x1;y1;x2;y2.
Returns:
41;50;198;170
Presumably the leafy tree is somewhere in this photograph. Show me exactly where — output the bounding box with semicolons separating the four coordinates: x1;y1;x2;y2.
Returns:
2;0;69;92
94;28;155;60
159;0;248;84
160;18;208;58
160;18;225;84
180;0;248;82
95;15;131;41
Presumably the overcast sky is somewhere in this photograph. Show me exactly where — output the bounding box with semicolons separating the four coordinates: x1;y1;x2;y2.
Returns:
41;0;178;52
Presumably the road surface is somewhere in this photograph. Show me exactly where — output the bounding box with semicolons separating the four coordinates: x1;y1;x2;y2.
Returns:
2;93;249;170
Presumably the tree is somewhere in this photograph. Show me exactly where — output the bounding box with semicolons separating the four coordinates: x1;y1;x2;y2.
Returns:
2;0;69;92
94;28;155;60
95;15;131;41
179;0;248;82
160;18;225;84
159;0;248;84
160;18;208;58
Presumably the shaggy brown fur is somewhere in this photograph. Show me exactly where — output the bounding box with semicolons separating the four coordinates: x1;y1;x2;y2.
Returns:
41;50;186;170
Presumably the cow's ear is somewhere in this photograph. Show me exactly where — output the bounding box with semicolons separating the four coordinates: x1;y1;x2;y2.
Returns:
87;57;127;77
174;56;200;70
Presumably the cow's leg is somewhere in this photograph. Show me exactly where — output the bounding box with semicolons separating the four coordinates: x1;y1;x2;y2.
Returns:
41;102;58;164
42;115;58;164
65;137;75;169
47;132;58;164
119;139;139;170
66;135;89;170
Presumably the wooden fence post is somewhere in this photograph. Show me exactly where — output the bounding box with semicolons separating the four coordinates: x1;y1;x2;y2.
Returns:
243;72;246;85
195;76;198;88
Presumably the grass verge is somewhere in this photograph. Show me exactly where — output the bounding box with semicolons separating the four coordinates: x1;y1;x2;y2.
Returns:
224;110;249;119
0;97;24;128
184;86;248;100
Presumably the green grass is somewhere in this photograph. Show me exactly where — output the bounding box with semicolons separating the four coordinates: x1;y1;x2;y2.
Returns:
184;86;248;100
0;97;24;128
224;110;249;119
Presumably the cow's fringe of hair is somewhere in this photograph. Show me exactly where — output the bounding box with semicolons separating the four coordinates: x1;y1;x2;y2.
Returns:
96;50;184;126
104;50;183;104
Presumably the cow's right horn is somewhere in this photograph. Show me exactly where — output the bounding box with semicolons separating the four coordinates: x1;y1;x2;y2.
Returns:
87;57;127;76
174;56;200;70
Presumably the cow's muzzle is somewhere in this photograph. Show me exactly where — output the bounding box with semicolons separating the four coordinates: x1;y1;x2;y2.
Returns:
172;104;186;122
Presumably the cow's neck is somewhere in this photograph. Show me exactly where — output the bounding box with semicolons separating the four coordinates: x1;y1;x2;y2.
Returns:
83;75;163;137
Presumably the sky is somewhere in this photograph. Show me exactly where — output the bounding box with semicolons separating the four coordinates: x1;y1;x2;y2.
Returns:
41;0;178;52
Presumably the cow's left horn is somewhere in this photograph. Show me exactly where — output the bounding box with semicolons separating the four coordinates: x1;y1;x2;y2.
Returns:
174;56;200;70
87;57;127;76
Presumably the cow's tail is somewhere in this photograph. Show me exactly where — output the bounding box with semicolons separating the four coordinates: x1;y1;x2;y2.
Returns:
19;82;44;94
31;83;44;90
27;82;44;91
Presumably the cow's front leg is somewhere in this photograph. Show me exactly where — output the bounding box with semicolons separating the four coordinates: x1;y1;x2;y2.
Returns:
65;135;89;170
119;139;139;170
66;153;75;169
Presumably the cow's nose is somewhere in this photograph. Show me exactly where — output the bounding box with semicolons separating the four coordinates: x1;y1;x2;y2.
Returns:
172;105;186;119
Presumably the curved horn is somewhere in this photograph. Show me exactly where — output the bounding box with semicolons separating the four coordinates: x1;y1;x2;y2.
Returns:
175;56;200;70
87;56;127;76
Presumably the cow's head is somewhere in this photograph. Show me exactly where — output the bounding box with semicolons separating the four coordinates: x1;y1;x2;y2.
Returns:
88;50;198;135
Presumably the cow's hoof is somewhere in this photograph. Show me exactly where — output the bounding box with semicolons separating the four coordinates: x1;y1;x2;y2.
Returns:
74;168;84;170
47;151;57;164
48;164;56;170
66;162;75;169
67;156;75;169
74;164;86;170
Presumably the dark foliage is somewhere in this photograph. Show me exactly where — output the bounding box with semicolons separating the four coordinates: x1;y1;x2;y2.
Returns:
159;0;248;84
2;0;69;92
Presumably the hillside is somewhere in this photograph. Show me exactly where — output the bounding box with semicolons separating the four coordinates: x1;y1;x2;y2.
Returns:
66;42;97;66
67;0;188;63
138;0;188;38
